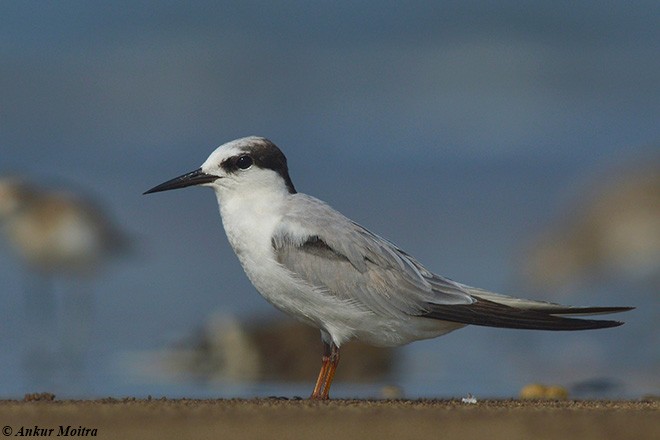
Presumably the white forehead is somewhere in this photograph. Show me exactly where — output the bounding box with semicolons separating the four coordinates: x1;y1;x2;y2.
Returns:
201;136;266;169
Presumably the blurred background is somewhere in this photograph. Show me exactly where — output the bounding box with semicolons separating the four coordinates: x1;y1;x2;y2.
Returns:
0;1;657;399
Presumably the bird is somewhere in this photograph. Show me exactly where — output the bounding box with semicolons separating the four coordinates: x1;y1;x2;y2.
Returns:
0;176;128;276
0;175;129;390
144;136;632;400
521;156;660;290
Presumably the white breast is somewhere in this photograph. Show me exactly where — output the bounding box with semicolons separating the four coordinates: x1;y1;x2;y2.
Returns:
214;190;372;345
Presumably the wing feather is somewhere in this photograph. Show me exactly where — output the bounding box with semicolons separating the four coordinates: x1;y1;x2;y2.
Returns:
272;194;473;318
272;194;631;329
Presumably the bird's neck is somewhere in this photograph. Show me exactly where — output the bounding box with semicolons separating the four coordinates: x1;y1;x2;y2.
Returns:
215;186;288;260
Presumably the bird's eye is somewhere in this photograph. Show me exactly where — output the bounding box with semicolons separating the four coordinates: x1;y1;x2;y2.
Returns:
236;155;253;170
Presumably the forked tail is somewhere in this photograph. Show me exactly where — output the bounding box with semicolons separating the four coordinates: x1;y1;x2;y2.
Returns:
422;289;633;330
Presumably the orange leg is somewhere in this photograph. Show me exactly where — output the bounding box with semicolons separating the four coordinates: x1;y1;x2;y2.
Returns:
311;357;330;398
310;340;340;400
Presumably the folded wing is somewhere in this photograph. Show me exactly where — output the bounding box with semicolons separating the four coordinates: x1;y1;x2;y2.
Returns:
273;194;632;329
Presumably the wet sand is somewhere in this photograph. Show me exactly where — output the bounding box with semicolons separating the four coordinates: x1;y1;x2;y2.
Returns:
0;398;657;440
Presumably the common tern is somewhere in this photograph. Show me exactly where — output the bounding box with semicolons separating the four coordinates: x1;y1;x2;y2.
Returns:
145;136;631;400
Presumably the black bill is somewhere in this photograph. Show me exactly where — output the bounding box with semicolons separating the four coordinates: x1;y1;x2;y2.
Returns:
144;168;218;195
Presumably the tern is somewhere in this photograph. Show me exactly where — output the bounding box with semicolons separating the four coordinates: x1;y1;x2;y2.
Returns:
145;136;631;400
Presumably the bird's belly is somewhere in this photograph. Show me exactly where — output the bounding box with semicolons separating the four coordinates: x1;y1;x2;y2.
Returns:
351;317;465;347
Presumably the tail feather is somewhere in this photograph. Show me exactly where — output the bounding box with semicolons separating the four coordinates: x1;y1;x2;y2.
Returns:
421;296;633;330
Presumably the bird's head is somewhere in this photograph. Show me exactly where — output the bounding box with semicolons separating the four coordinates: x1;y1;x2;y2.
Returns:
144;136;296;199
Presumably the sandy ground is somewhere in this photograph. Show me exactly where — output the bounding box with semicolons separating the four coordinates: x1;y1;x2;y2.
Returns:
0;398;657;440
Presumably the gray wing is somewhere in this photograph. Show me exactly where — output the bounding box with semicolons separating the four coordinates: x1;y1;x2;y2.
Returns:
273;195;632;329
271;194;474;318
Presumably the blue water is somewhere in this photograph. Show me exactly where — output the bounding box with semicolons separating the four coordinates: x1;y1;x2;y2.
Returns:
0;1;657;399
0;160;655;399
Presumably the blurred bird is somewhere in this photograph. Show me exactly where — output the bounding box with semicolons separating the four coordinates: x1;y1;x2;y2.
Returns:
517;157;659;397
145;136;631;400
522;157;660;289
0;176;127;275
0;175;129;389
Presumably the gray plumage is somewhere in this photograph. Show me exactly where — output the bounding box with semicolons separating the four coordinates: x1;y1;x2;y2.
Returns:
272;193;629;332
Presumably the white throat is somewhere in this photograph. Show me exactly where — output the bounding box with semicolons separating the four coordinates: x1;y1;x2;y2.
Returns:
213;181;289;268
